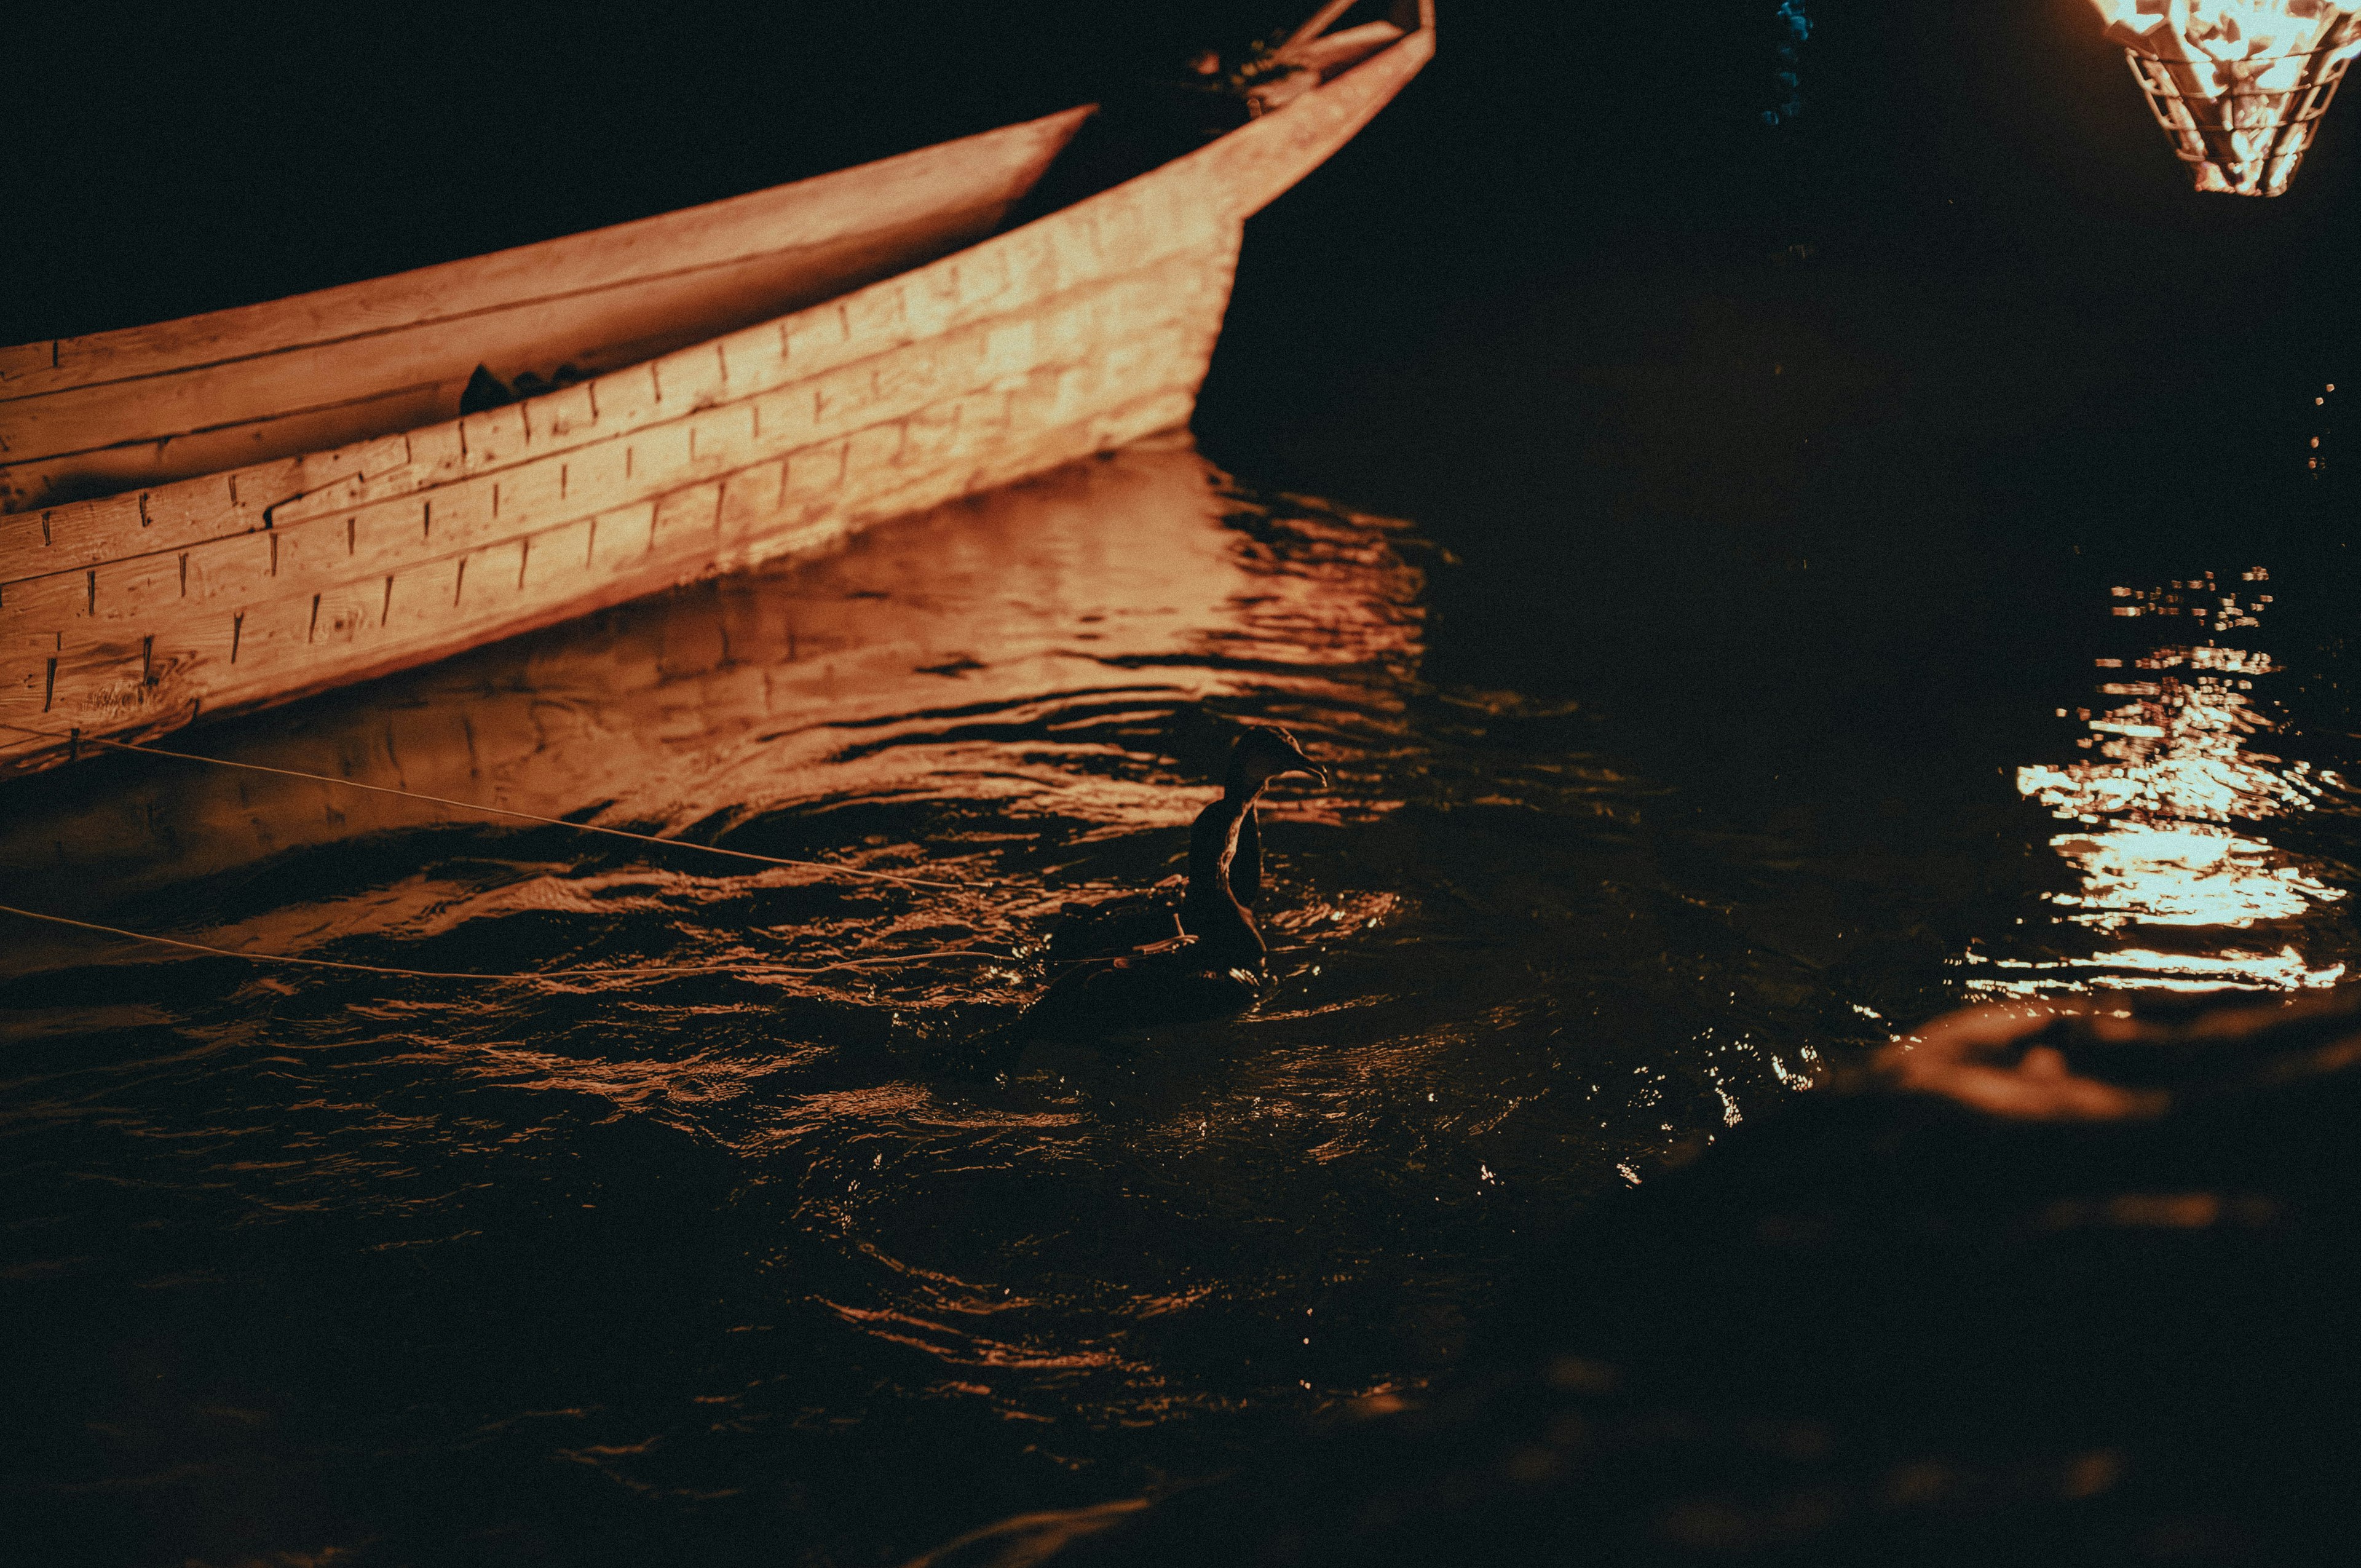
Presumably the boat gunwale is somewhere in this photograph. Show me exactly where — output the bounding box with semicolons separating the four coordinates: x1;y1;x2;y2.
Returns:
0;106;1102;408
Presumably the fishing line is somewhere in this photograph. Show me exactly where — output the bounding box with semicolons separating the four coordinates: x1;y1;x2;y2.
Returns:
0;901;1007;985
0;723;964;890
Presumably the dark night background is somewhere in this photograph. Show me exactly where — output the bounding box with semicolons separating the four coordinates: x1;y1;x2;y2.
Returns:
8;2;2361;1564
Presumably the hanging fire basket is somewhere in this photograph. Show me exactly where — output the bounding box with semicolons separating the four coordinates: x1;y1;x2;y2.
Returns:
2087;1;2361;195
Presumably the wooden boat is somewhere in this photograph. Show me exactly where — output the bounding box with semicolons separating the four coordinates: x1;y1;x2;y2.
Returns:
0;1;1431;780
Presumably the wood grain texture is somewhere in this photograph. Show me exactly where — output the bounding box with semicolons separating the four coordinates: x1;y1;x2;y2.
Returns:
0;10;1428;779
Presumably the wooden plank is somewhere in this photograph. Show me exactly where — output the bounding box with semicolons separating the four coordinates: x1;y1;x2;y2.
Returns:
1;106;1094;403
0;111;1094;512
0;210;1021;510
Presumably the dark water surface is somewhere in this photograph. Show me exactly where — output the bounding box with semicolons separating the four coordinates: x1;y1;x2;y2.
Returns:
0;441;1800;1566
9;392;2361;1564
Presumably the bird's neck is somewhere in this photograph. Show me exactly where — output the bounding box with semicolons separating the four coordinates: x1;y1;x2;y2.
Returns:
1185;785;1265;965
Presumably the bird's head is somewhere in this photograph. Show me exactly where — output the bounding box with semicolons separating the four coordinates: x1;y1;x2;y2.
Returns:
1227;724;1327;793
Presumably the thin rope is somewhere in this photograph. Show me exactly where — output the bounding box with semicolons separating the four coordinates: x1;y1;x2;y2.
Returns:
0;901;1006;984
0;723;962;890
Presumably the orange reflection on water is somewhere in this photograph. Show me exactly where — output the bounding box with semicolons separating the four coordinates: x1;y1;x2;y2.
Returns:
0;440;1422;985
1968;571;2345;995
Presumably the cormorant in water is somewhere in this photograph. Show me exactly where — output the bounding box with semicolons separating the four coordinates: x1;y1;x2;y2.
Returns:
983;726;1327;1060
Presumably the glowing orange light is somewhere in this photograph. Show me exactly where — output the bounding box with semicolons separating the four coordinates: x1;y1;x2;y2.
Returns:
2087;1;2361;194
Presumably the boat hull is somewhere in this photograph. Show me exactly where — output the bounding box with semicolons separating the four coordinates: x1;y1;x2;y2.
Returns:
0;12;1430;779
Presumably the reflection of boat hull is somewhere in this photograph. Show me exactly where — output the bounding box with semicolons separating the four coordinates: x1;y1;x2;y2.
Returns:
0;4;1431;780
0;438;1415;951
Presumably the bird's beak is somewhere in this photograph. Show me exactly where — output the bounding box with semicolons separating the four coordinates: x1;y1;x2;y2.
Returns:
1282;745;1327;788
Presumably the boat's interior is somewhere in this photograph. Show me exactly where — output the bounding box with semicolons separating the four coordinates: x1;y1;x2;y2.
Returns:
0;0;1420;517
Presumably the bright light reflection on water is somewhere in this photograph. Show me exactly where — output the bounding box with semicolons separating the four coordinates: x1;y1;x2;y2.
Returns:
1966;570;2347;994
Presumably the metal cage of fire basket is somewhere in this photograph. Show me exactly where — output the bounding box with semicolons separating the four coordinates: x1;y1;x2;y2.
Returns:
2120;20;2361;196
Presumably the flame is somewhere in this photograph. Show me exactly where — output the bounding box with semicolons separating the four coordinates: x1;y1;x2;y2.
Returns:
1967;572;2346;994
2087;0;2361;194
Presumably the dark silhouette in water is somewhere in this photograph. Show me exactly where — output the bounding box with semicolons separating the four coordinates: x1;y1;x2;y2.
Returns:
982;726;1327;1062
